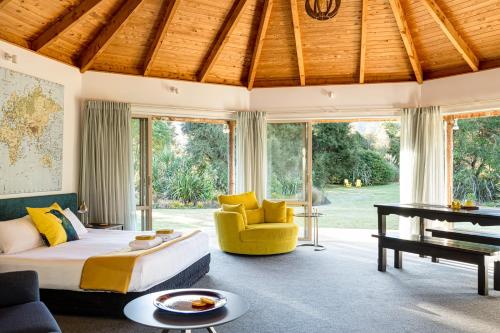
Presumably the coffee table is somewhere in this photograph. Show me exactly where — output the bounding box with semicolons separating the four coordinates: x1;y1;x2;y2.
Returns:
123;289;249;333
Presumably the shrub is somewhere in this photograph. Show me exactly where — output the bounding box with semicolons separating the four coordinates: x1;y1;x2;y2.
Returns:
354;150;397;185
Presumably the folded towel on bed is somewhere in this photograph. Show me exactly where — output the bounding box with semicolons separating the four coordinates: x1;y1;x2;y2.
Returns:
80;230;200;293
129;237;163;250
157;231;182;242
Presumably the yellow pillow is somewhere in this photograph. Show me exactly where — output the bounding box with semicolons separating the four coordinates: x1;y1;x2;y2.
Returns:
26;203;67;247
222;204;248;225
262;200;287;223
246;207;265;225
218;192;259;210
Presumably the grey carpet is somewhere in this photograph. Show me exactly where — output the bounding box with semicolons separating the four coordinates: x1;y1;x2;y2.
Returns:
56;235;500;333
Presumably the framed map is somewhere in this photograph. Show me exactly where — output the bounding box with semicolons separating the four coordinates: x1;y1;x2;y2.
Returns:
0;67;64;195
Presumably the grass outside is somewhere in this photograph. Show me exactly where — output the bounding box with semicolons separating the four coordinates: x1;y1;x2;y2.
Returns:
144;182;401;231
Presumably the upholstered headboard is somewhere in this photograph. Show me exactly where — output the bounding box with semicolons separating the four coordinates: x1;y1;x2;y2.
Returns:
0;193;78;221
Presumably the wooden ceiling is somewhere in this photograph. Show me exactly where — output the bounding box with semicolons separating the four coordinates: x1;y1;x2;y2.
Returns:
1;0;500;88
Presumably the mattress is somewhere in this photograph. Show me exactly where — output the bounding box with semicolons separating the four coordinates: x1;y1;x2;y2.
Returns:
0;229;209;292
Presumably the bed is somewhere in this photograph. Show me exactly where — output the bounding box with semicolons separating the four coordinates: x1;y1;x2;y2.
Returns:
0;193;211;317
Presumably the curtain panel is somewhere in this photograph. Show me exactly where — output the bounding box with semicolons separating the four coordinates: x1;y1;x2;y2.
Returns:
399;106;447;236
235;111;267;202
79;100;135;230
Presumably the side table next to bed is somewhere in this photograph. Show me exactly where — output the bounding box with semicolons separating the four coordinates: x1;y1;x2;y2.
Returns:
87;223;124;230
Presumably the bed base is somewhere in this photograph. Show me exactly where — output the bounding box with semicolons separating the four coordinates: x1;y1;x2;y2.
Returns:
40;253;211;317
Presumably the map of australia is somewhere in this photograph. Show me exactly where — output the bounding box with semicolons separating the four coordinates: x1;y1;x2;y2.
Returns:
0;67;64;195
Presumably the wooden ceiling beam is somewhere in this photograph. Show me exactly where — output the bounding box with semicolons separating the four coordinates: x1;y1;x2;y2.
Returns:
421;0;479;71
388;0;423;84
0;0;13;11
359;0;368;84
198;0;249;82
79;0;144;73
290;0;305;86
32;0;103;51
143;0;180;76
247;0;273;90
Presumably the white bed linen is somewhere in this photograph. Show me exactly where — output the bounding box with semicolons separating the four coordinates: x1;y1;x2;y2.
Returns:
0;229;209;292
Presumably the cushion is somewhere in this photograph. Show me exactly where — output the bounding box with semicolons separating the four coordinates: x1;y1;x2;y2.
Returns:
262;200;287;223
0;216;43;254
63;208;88;236
240;223;298;242
218;192;259;210
26;203;79;247
222;204;247;225
246;207;265;225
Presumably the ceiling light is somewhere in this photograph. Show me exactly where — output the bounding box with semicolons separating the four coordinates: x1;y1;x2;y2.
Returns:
305;0;341;21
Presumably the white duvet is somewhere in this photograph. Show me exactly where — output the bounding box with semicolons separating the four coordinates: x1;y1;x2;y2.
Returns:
0;229;209;292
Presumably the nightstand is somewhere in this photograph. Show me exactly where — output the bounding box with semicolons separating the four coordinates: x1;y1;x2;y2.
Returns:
87;224;124;230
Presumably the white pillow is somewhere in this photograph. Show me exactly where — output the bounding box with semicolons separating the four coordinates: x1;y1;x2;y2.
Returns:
0;215;44;254
63;208;88;236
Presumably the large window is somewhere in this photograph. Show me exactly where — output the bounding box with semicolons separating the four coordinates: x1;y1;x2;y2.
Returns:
132;116;232;231
311;121;400;230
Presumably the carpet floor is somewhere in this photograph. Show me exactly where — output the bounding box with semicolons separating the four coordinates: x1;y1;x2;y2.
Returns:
56;230;500;333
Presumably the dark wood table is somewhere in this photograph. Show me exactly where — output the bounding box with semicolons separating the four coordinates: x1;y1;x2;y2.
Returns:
123;289;249;333
375;203;500;271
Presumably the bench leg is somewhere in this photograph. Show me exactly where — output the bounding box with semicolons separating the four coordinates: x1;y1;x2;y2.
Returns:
394;250;402;269
378;243;386;272
478;258;489;296
494;261;500;291
432;256;439;263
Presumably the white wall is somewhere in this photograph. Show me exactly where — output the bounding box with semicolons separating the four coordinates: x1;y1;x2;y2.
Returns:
82;71;249;114
0;40;82;199
250;82;421;120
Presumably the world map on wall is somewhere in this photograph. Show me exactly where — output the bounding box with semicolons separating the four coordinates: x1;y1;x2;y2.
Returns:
0;67;64;195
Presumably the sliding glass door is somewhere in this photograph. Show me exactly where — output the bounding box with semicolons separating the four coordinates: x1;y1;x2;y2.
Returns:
267;122;310;240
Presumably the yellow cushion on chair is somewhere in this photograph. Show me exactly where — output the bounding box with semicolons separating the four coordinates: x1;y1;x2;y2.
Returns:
218;192;259;210
222;204;248;225
262;200;287;223
245;207;265;225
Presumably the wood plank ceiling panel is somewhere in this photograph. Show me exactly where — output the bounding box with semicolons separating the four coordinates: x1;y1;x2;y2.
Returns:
253;0;300;87
299;0;363;85
147;0;235;82
91;0;162;74
403;0;468;76
207;0;263;86
0;0;80;49
39;0;123;66
432;0;500;63
364;0;414;82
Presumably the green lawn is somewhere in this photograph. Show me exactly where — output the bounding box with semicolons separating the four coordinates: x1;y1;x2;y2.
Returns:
319;183;400;229
143;183;401;231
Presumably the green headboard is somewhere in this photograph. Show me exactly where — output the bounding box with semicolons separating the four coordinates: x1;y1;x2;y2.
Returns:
0;193;78;221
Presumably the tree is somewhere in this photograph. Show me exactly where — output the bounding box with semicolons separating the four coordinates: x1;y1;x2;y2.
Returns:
383;122;400;166
453;117;499;205
182;122;229;193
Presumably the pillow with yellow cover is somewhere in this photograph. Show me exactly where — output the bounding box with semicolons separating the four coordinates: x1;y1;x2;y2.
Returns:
26;203;79;247
245;207;265;224
222;203;248;225
262;200;287;223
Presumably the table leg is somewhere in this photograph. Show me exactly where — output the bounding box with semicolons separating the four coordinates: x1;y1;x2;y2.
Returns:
478;257;489;296
394;250;402;269
161;330;169;333
494;261;500;291
207;327;217;333
314;212;326;251
432;256;439;263
419;217;425;258
378;213;386;272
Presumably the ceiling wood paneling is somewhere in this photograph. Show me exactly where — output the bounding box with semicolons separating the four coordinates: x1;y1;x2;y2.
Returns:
1;0;499;88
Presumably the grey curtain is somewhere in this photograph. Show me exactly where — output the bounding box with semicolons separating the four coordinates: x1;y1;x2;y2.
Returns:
399;106;446;236
235;111;267;202
79;100;135;230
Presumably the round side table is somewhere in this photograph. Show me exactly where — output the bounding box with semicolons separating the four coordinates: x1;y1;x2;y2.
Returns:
123;289;249;333
295;208;325;251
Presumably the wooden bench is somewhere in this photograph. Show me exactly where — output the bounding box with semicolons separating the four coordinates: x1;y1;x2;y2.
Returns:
427;228;500;290
373;233;500;295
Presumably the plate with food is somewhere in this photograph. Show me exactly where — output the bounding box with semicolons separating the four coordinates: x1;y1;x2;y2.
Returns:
153;289;227;314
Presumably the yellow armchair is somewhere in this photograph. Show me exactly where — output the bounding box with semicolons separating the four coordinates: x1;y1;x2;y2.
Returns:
214;195;298;255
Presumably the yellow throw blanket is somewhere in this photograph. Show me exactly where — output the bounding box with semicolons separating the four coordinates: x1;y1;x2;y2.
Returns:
80;230;200;293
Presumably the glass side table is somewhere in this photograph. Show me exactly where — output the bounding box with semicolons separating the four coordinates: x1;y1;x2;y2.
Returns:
295;208;325;251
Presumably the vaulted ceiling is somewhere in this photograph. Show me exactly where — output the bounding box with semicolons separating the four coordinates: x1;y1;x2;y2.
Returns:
1;0;499;89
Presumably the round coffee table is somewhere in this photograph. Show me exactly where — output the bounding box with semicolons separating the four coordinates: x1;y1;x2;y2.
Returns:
123;289;249;333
